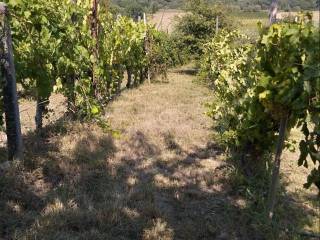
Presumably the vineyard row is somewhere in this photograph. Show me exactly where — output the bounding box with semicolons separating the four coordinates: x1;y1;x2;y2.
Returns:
0;0;174;161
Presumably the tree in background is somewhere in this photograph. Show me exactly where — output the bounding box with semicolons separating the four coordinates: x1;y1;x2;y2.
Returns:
111;0;184;12
111;0;318;12
172;0;234;59
110;0;159;19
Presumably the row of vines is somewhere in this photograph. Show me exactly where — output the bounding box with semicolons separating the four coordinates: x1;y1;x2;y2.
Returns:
0;0;175;159
200;13;320;206
0;74;3;131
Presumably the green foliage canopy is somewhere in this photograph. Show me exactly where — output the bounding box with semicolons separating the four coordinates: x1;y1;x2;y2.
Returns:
173;0;234;58
202;15;320;189
1;0;171;121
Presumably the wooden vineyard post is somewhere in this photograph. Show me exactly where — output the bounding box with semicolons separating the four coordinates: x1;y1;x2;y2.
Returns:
269;0;279;25
267;115;289;219
143;13;151;84
0;3;23;161
91;0;99;98
216;16;219;35
266;0;286;220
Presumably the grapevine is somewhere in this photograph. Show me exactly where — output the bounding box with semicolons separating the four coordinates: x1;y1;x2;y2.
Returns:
2;0;171;123
203;14;320;189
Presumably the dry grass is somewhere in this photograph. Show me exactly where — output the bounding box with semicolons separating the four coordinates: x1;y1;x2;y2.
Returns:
231;11;269;38
0;66;319;239
150;10;186;33
0;93;66;161
19;94;67;132
278;11;320;25
149;9;319;41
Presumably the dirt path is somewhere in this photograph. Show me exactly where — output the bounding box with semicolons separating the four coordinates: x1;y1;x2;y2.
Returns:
1;67;319;239
108;67;215;161
102;67;232;239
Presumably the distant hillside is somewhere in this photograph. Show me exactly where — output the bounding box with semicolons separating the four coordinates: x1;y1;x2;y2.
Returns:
110;0;184;14
111;0;318;13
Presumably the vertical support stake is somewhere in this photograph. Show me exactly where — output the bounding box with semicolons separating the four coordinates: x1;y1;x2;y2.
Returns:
143;12;151;84
0;3;23;161
269;0;279;25
216;16;219;35
267;115;289;219
266;0;282;221
91;0;99;98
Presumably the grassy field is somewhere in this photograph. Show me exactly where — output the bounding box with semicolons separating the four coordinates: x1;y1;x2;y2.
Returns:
151;9;319;38
149;10;265;38
1;66;319;239
278;11;320;25
233;10;320;38
150;10;269;37
231;11;269;38
150;9;186;33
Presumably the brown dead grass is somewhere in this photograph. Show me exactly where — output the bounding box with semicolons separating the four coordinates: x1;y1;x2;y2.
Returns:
150;10;186;33
278;11;320;25
19;93;67;134
0;66;319;239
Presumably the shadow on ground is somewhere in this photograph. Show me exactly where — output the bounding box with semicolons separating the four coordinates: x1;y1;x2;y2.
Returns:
0;147;7;163
0;120;318;240
171;68;199;76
